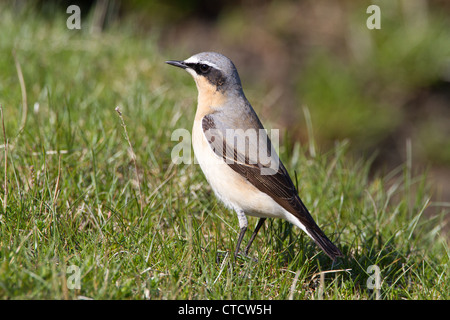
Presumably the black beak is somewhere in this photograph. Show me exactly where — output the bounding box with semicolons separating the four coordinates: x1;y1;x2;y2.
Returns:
165;60;187;69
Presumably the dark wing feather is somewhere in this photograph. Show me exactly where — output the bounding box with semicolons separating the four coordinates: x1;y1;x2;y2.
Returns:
202;114;343;260
202;114;314;225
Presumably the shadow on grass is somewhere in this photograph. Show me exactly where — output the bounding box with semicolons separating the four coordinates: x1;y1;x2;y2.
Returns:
263;219;421;298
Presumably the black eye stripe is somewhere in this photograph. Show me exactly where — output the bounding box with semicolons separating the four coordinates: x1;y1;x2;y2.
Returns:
199;64;211;73
195;63;211;74
185;62;196;69
184;62;226;89
185;62;213;75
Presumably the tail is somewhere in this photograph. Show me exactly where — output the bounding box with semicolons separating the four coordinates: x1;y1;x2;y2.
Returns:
306;225;343;261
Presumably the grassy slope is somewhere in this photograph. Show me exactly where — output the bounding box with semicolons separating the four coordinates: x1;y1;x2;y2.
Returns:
0;6;448;299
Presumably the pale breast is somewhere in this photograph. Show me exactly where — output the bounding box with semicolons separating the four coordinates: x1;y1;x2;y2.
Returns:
192;119;287;219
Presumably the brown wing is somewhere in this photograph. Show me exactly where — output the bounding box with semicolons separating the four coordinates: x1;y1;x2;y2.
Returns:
202;114;316;227
202;114;343;260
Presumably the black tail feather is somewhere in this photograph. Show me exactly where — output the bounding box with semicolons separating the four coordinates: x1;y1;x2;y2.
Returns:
306;226;343;261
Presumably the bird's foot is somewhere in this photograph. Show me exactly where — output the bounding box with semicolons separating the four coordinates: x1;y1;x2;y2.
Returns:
234;251;258;263
215;251;259;265
215;251;230;265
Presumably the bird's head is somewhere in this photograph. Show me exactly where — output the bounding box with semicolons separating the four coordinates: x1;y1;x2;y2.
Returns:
166;52;242;94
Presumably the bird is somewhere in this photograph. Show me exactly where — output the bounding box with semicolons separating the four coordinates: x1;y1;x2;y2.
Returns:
166;52;343;261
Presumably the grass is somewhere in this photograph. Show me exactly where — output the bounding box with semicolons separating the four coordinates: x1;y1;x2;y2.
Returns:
0;5;449;300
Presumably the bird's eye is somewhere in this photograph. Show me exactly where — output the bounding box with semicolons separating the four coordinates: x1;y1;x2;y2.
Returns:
198;64;211;74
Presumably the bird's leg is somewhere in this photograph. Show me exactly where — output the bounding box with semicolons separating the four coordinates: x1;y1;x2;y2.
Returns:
244;218;266;256
234;227;247;259
234;209;248;259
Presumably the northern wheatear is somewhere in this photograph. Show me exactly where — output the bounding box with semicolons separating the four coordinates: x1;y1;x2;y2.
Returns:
166;52;343;261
